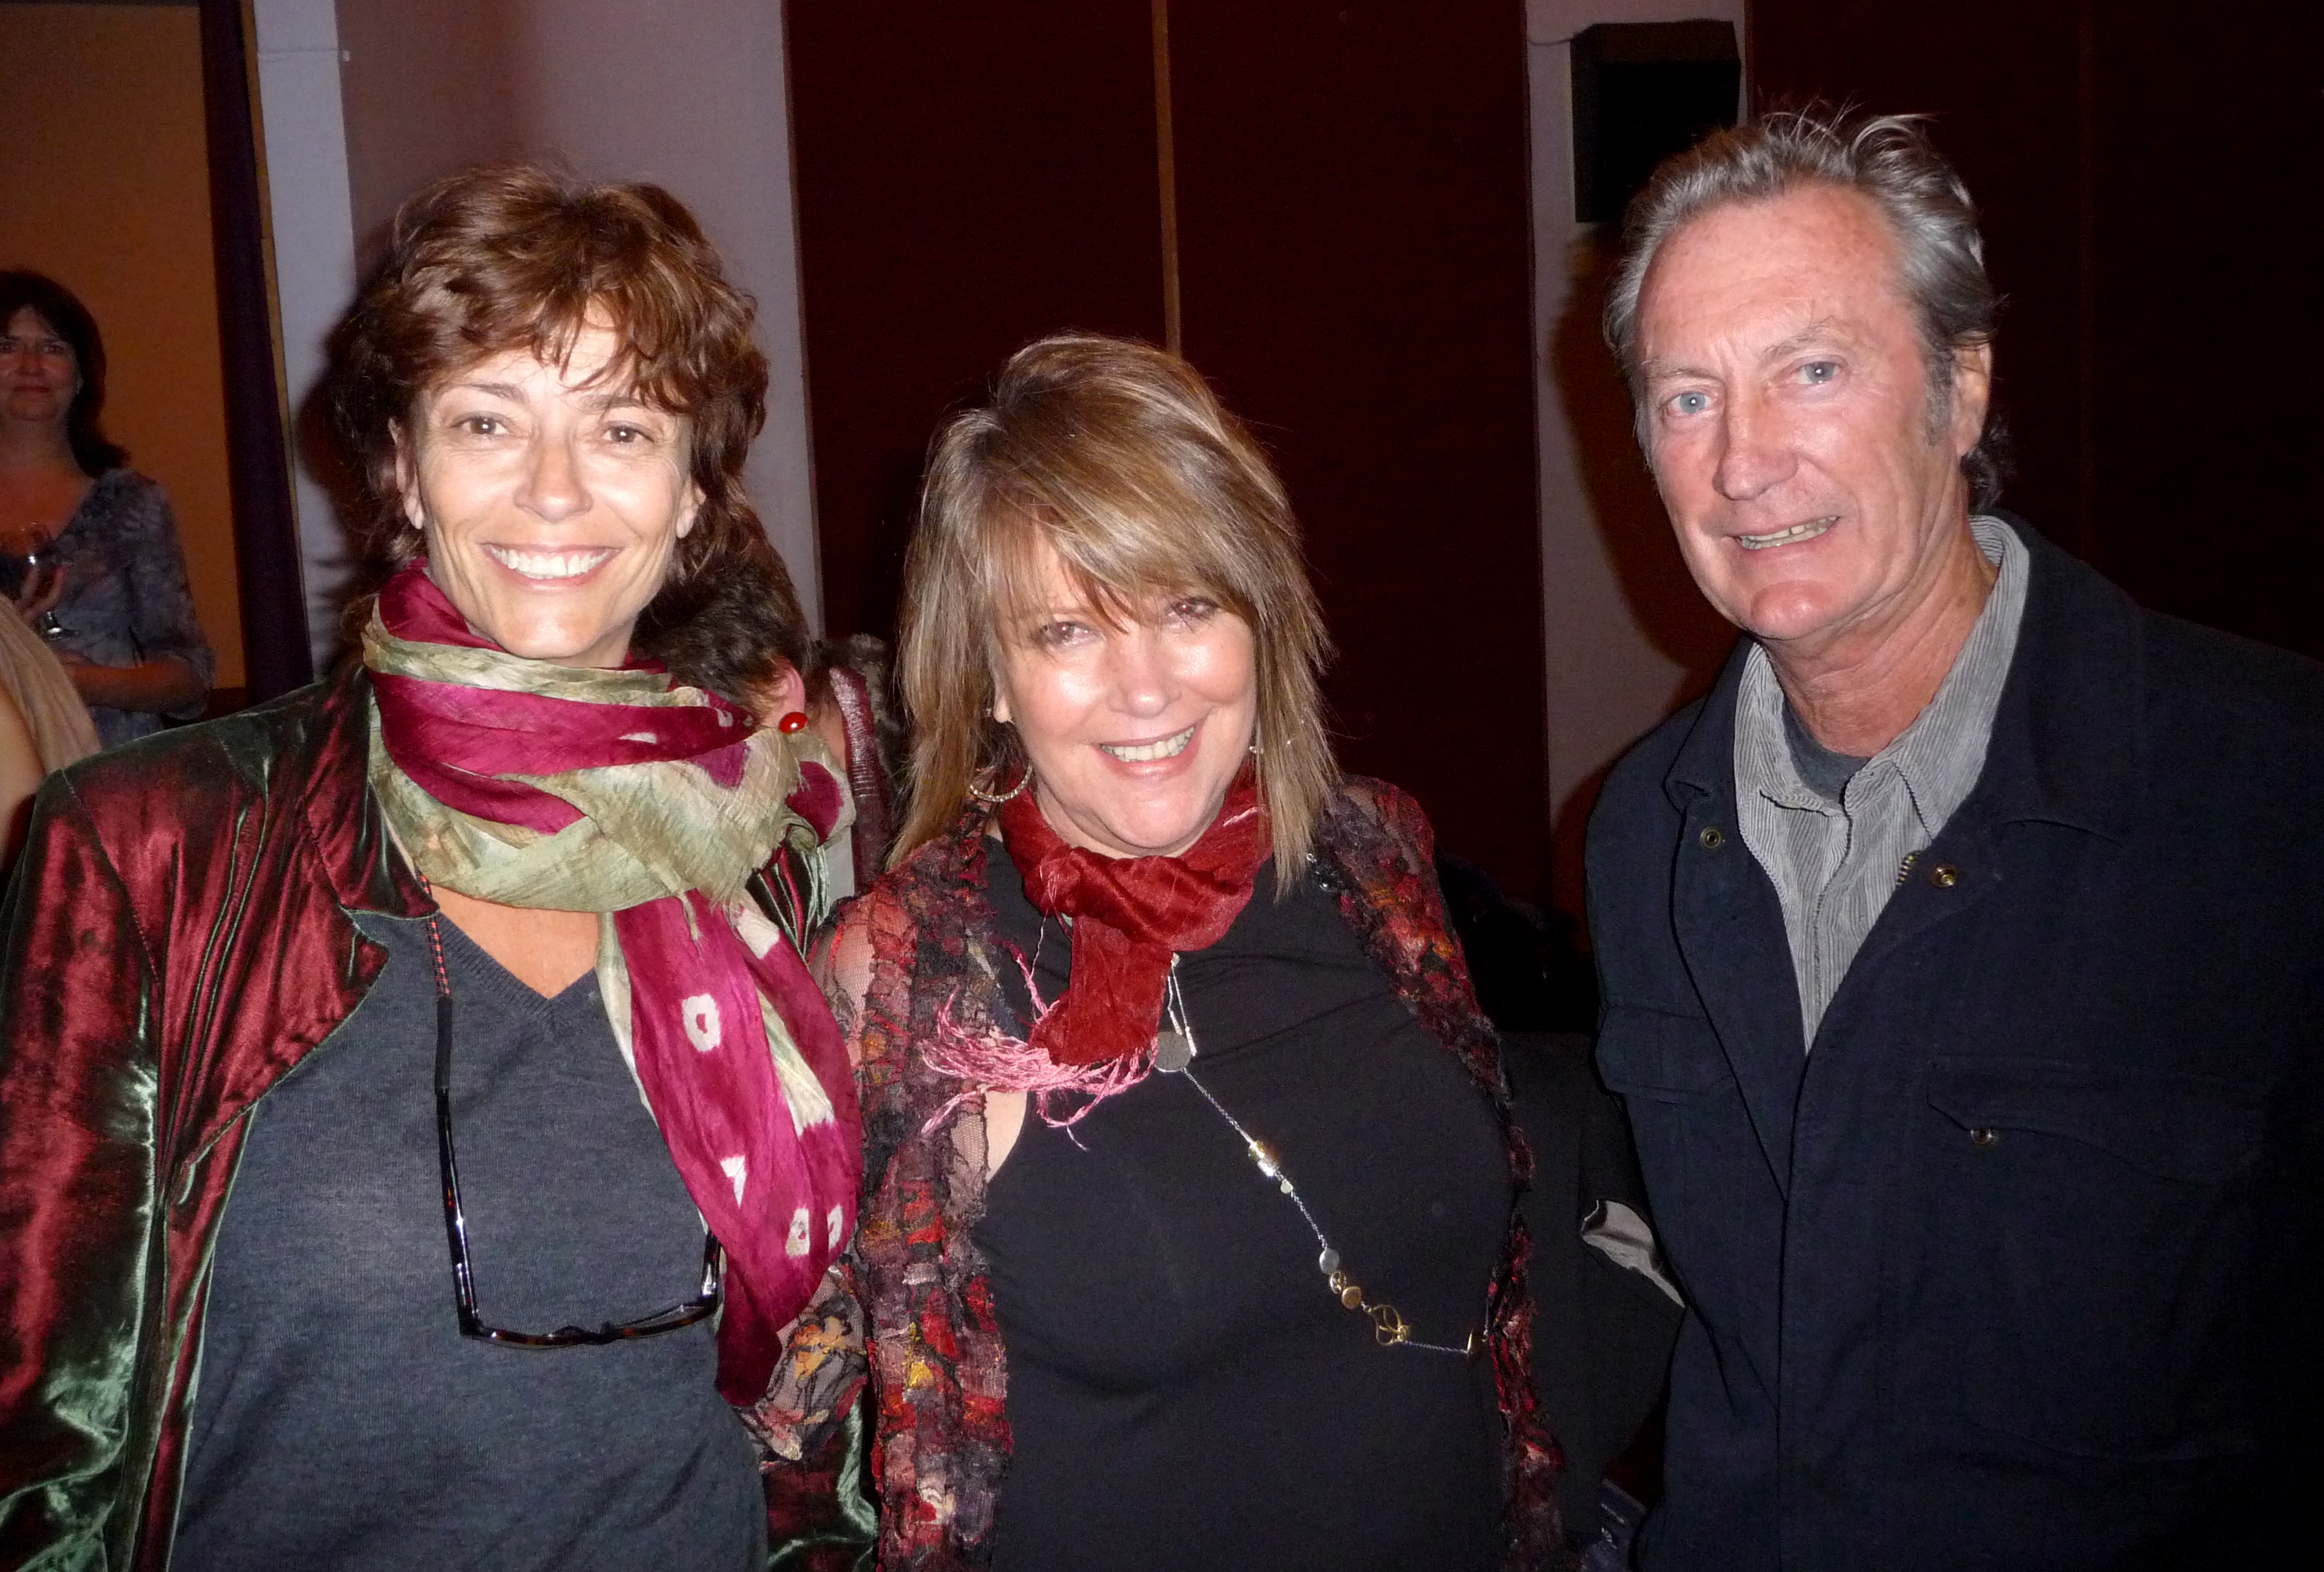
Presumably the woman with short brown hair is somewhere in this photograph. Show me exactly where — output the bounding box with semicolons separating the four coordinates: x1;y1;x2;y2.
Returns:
767;335;1562;1569
0;167;859;1569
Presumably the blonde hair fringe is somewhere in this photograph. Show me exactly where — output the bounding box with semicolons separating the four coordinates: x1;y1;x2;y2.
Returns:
894;335;1337;891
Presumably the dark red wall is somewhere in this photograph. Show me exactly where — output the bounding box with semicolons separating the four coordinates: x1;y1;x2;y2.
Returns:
785;1;1167;645
1168;0;1544;896
2084;6;2324;655
1749;1;2084;549
1751;0;2324;658
788;1;1550;898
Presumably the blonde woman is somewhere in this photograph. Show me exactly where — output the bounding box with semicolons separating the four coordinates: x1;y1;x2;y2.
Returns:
767;336;1563;1570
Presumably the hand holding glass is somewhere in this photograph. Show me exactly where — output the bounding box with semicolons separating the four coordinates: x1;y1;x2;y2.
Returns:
0;527;73;639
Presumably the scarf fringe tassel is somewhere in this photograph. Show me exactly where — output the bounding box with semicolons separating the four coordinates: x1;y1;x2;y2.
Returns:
920;955;1155;1136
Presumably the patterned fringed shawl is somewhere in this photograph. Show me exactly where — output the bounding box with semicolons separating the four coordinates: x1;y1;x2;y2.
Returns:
759;778;1567;1570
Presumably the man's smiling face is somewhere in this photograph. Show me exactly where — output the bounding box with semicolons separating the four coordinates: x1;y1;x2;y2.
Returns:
1635;184;1989;660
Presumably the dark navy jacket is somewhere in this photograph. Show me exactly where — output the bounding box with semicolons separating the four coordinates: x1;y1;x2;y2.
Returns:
1587;525;2324;1570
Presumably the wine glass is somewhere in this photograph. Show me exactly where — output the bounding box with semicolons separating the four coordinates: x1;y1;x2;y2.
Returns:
0;526;73;639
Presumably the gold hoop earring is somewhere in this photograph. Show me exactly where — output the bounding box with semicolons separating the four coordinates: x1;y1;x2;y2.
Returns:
967;763;1034;806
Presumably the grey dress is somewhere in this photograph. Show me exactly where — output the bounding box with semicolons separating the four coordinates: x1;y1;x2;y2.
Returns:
47;468;215;748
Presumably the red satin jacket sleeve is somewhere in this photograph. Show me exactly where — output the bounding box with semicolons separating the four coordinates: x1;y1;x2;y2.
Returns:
0;773;169;1569
0;671;415;1571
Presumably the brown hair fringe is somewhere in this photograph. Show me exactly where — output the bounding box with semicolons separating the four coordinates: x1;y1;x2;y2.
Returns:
329;163;807;704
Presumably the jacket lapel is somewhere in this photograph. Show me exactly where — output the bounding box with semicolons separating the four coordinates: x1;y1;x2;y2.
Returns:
1666;645;1807;1194
302;663;434;921
1817;525;2143;1031
173;666;429;1174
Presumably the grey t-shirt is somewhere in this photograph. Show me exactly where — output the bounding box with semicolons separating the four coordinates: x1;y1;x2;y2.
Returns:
174;912;764;1571
1781;700;1869;802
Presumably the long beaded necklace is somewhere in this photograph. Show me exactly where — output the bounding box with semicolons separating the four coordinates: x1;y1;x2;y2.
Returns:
1155;955;1476;1359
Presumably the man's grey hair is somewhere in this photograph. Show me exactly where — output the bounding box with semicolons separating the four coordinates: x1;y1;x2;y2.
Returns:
1603;108;2005;509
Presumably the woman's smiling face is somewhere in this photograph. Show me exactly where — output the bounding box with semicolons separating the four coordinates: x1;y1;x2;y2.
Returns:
398;321;699;668
991;533;1258;861
1;308;77;429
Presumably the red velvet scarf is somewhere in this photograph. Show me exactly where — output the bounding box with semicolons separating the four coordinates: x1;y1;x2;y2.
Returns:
999;772;1271;1066
368;565;859;1405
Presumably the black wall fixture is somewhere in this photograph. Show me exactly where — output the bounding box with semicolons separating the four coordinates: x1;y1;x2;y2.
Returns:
1572;19;1742;225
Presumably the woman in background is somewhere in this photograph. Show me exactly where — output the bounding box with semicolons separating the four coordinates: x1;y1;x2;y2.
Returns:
0;169;858;1569
766;335;1563;1569
0;270;213;746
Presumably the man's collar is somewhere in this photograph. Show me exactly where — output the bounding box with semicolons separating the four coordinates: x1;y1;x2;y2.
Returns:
1664;639;1755;807
1966;517;2142;841
1733;649;1841;813
1666;516;2143;842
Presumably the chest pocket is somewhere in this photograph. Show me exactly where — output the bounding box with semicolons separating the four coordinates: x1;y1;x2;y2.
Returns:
1595;1005;1731;1102
1924;1056;2262;1458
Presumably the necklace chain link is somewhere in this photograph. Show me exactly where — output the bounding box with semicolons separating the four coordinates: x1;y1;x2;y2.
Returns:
1161;959;1475;1359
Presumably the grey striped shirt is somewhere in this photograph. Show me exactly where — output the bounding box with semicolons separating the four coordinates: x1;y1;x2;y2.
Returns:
1735;516;2028;1048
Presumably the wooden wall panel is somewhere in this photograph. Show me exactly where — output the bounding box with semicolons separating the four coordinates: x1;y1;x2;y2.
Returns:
2085;4;2324;655
787;0;1550;896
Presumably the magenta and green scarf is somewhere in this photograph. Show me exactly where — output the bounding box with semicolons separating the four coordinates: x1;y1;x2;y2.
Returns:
363;563;859;1404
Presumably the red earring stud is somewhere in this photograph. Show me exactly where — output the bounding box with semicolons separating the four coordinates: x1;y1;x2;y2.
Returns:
776;711;809;734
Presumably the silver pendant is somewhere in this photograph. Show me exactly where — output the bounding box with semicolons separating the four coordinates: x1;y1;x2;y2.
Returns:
1154;1028;1196;1074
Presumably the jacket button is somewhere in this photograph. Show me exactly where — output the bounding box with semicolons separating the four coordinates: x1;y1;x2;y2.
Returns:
1969;1127;2000;1147
1699;826;1725;850
1928;863;1960;888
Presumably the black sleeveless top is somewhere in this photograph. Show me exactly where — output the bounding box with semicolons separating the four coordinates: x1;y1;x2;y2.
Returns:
972;846;1510;1571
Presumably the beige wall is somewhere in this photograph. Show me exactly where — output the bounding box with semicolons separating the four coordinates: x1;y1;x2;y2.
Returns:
335;1;525;252
0;1;246;689
329;0;818;629
1528;0;1745;917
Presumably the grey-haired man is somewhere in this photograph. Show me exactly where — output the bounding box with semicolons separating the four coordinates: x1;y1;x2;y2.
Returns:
1587;110;2323;1569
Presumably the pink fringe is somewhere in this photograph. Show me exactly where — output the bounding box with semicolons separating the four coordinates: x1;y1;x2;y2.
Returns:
919;955;1157;1134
